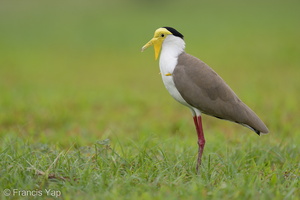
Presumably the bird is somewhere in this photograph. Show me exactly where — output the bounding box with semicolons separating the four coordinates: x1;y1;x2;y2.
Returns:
141;27;269;171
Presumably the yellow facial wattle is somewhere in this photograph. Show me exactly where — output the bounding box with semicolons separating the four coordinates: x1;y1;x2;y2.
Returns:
141;28;172;60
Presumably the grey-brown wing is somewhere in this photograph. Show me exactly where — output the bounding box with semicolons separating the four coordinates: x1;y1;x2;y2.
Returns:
173;52;269;134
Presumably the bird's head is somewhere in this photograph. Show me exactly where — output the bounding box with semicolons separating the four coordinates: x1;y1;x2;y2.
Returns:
141;27;184;60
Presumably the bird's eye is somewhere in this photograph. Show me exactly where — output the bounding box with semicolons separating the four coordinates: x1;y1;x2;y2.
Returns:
161;34;165;37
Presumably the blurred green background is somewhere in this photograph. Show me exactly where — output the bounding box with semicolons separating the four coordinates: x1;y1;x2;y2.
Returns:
0;0;299;144
0;0;300;199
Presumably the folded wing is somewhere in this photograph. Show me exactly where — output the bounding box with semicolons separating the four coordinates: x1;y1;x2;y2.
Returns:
173;53;269;134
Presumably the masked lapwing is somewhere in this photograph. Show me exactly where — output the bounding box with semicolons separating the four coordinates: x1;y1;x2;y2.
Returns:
141;27;269;171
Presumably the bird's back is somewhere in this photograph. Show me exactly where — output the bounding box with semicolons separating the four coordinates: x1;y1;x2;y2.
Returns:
173;52;269;134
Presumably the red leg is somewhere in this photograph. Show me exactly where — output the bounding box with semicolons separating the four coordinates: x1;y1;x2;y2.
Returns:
193;115;206;172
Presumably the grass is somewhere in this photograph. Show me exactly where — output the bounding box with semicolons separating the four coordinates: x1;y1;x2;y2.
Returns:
0;0;300;199
1;135;299;199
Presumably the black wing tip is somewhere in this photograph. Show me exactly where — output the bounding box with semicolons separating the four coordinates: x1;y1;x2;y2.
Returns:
251;127;261;136
211;116;266;136
254;128;270;136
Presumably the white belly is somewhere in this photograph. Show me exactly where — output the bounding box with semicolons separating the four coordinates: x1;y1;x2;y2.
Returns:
159;51;191;108
160;74;191;107
158;35;200;116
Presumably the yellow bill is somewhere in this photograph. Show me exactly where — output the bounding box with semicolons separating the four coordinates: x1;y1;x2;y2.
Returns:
141;38;162;60
141;28;172;60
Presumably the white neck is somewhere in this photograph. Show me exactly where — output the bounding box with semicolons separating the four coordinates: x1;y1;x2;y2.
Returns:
161;35;185;59
159;35;185;74
158;35;190;108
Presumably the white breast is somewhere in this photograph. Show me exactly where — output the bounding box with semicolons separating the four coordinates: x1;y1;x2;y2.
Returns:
159;35;191;108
